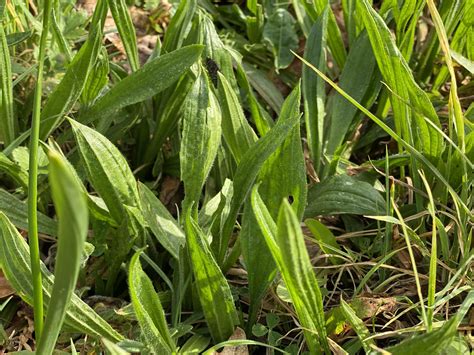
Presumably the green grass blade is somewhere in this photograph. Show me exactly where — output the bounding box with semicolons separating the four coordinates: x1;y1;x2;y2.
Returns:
0;24;15;145
81;45;204;128
39;24;103;139
69;118;139;223
0;213;123;341
107;0;140;72
419;170;437;331
138;182;185;259
302;8;327;173
180;70;222;215
184;210;239;343
294;52;470;215
128;251;175;353
36;150;89;354
28;0;54;338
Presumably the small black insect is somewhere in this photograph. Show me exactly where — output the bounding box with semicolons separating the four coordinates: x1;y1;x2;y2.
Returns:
205;57;220;87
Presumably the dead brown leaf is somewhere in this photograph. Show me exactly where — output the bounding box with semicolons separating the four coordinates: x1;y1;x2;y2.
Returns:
215;327;248;355
0;270;15;298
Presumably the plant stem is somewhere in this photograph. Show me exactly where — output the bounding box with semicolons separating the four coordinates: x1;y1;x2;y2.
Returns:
28;0;53;340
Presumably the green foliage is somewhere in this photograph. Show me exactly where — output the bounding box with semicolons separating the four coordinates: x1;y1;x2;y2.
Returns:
36;149;89;354
0;1;472;353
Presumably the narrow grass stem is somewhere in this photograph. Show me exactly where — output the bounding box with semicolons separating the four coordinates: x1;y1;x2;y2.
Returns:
392;199;428;329
27;0;53;340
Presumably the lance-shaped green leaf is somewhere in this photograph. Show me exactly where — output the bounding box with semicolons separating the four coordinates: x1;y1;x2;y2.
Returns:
0;24;15;145
250;190;330;354
324;31;381;158
180;71;222;214
217;73;257;163
69;119;139;223
0;189;57;236
129;251;175;354
357;0;443;160
0;213;122;341
296;0;346;69
217;102;301;263
138;182;185;259
184;211;239;343
305;175;386;218
241;85;306;325
302;9;328;173
161;0;197;53
340;299;375;353
81;45;204;126
107;0;139;71
37;150;89;354
40;20;103;139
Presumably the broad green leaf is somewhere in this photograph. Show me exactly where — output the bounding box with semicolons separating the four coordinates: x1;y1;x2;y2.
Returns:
305;218;341;265
0;213;122;341
69;119;139;223
129;252;175;354
217;101;301;263
275;201;330;354
325;31;381;158
107;0;139;72
0;189;57;236
0;24;15;145
184;211;239;343
357;0;443;160
81;47;109;105
302;9;328;173
40;24;103;139
202;16;235;86
138;182;185;259
217;73;257;163
241;85;306;325
161;0;197;53
339;299;375;353
263;9;299;69
180;71;222;214
81;45;204;127
37;150;89;354
250;189;330;354
305;175;386;218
